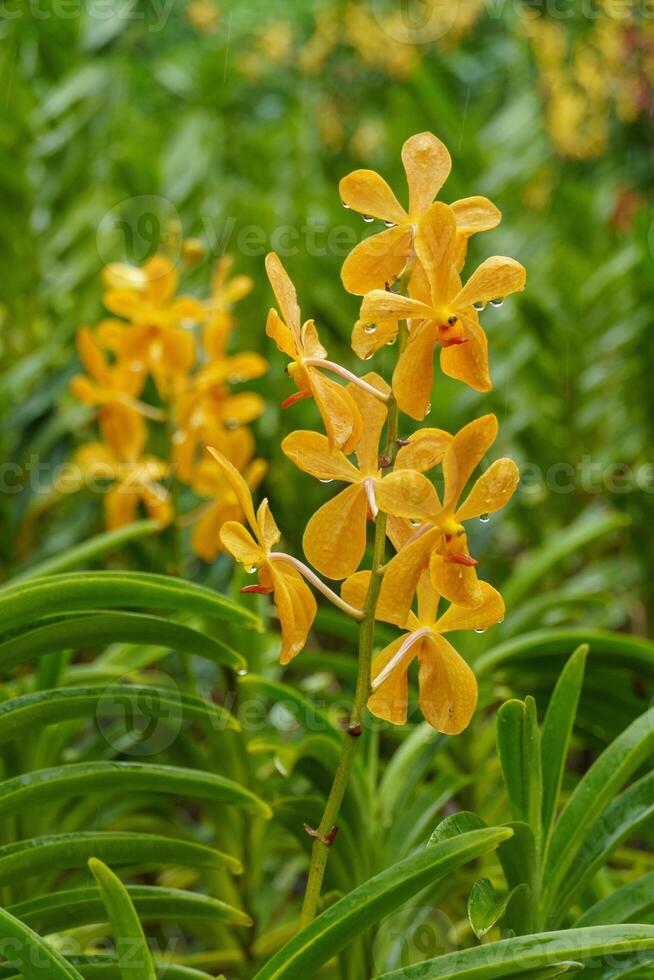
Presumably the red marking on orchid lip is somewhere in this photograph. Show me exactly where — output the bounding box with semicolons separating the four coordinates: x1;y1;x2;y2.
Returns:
446;553;479;567
441;336;468;348
240;584;274;595
281;390;312;409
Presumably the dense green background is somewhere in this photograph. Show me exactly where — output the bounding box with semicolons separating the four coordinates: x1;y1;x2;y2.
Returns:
2;0;653;627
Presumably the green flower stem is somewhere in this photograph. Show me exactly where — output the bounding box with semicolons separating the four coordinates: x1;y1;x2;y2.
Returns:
298;319;409;930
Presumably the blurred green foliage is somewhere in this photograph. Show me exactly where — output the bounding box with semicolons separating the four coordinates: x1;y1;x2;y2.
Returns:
1;0;653;629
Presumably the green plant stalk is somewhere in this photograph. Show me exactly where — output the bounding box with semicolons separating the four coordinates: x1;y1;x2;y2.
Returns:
299;320;408;929
165;411;185;579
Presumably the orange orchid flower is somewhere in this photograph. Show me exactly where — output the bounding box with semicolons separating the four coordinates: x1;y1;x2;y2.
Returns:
102;255;205;329
101;255;205;397
204;255;254;360
265;252;372;455
69;327;150;459
339;131;501;295
359;202;527;419
173;368;266;483
342;569;503;733
189;435;266;562
75;441;172;531
209;448;318;663
282;375;452;580
375;414;519;623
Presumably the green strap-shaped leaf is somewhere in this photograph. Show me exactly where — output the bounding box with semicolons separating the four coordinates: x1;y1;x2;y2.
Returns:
0;571;260;634
0;761;272;819
467;878;523;940
89;859;156;980
574;870;654;927
0;684;238;745
0;832;241;884
497;823;537;934
8;522;160;584
554;770;654;921
0;612;246;672
8;884;251;934
19;958;219;980
429;811;486;845
540;645;588;841
0;907;85;979
477;629;654;680
543;707;654;916
496;698;542;833
374;925;654;980
252;827;512;980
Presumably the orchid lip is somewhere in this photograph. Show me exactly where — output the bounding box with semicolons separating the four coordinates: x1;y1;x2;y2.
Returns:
370;627;432;693
364;478;379;518
446;553;479;567
281;390;312;410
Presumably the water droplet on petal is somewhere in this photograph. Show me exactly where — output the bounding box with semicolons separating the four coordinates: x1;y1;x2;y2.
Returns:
245;564;257;574
425;403;432;416
383;220;396;228
409;519;422;528
237;667;249;676
490;297;504;308
319;478;333;484
497;617;504;624
225;419;239;430
474;628;486;635
341;201;350;209
362;214;374;223
364;353;374;361
386;337;397;346
473;301;487;312
363;323;377;334
479;513;490;524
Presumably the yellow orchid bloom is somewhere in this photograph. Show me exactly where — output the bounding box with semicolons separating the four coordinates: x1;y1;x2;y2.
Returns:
75;441;172;531
359;202;527;418
102;254;205;329
101;255;205;398
339;131;501;295
282;375;451;580
69;327;148;460
209;447;318;663
375;414;519;622
204;255;254;360
173;382;265;484
95;318;196;401
189;435;266;562
342;569;503;733
265;252;369;455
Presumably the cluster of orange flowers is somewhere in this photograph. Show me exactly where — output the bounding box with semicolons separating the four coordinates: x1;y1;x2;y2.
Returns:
69;252;266;561
212;132;526;734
